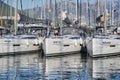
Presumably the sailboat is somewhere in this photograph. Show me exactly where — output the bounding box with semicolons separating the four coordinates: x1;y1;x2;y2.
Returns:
43;27;83;56
86;0;120;57
43;0;83;56
0;0;41;55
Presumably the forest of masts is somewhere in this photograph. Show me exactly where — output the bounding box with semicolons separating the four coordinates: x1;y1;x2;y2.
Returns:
1;0;120;28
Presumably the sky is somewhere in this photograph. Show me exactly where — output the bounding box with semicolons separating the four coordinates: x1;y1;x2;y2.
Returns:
3;0;42;9
2;0;97;9
3;0;118;10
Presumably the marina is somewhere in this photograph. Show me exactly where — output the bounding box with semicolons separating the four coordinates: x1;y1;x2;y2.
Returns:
0;0;120;80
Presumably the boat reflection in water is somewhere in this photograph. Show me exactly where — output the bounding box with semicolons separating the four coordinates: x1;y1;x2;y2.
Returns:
93;55;120;80
0;52;42;80
0;51;92;79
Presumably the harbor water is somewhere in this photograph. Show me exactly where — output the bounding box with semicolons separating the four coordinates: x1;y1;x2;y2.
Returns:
0;51;92;80
93;55;120;80
1;51;120;79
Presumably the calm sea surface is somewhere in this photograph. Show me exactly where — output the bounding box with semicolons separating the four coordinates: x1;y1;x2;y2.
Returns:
93;55;120;80
0;51;93;80
1;51;120;80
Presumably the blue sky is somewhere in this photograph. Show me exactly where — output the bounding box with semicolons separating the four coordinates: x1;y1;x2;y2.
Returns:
3;0;117;10
3;0;42;9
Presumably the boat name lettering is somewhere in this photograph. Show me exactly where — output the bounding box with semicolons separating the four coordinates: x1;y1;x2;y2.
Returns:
53;41;61;44
4;40;11;42
102;42;111;44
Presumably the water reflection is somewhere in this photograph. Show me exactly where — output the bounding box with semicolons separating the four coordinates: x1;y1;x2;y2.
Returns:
93;55;120;80
46;53;92;80
0;53;42;80
0;52;92;80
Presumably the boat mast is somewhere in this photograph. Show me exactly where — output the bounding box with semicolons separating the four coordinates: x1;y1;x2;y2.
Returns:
40;0;46;19
76;0;78;20
97;0;100;17
111;0;114;25
40;0;43;19
14;0;18;35
55;0;57;27
119;0;120;25
80;0;82;27
67;0;70;16
53;0;55;27
43;0;46;19
53;0;57;28
87;0;90;32
60;0;63;36
8;0;13;33
104;0;107;35
46;0;51;37
65;0;67;12
96;0;101;26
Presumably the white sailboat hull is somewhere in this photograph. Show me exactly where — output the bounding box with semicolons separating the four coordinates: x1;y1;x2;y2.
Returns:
86;37;120;57
0;38;41;55
43;37;82;56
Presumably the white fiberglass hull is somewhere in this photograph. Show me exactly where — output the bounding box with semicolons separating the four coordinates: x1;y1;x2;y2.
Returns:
43;37;82;56
86;37;120;57
0;38;40;55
